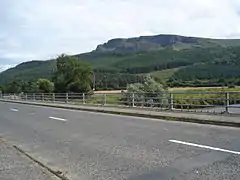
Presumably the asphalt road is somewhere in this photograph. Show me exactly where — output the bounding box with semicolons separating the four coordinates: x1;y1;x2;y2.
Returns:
0;101;240;180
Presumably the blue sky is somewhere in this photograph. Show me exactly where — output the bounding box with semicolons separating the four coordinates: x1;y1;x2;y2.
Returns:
1;0;240;71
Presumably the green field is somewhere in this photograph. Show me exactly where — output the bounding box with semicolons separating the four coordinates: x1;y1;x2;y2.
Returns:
150;68;181;83
172;87;240;109
82;87;240;109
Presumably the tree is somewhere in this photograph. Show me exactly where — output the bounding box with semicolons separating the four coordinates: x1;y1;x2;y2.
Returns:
37;79;54;93
28;81;39;93
141;75;165;94
53;54;93;93
124;75;167;106
20;81;39;93
5;80;22;93
0;84;4;94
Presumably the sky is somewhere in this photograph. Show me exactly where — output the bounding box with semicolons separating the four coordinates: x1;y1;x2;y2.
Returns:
1;0;240;71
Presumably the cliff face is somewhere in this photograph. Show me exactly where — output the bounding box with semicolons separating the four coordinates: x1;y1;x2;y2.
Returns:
95;35;200;53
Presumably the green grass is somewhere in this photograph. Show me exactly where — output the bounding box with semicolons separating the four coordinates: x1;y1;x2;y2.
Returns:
150;68;181;82
68;87;240;109
171;87;240;92
40;86;240;110
89;87;240;109
84;94;123;105
172;87;240;109
137;68;181;84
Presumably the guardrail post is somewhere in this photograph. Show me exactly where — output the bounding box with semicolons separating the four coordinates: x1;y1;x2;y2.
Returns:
25;94;28;101
170;93;174;110
82;93;85;104
42;93;44;101
0;91;2;99
66;93;69;103
52;93;55;102
132;93;135;107
33;93;35;101
104;94;107;105
225;92;230;113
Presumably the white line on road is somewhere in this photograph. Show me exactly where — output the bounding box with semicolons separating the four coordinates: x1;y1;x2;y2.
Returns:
169;140;240;155
49;116;67;122
10;108;19;112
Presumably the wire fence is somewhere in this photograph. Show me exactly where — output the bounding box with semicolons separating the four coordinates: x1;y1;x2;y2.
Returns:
1;91;240;115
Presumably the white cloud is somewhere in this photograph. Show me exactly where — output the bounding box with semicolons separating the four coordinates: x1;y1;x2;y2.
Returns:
0;0;240;68
0;64;15;72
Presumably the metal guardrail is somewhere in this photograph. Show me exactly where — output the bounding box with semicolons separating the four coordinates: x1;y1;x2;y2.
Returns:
1;92;240;115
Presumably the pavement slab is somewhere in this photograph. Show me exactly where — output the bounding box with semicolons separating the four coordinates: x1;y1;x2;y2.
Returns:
0;138;59;180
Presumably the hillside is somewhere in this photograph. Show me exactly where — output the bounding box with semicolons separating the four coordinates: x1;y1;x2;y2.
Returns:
1;34;240;89
94;34;240;53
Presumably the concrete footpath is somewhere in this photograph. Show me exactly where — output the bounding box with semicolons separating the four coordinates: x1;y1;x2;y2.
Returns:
0;99;240;127
0;138;59;180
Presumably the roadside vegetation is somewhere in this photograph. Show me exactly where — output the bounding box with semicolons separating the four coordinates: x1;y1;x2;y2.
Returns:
172;87;240;109
1;55;93;94
0;48;239;109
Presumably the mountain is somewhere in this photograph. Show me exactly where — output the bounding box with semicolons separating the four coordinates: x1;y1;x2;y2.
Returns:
1;34;240;89
94;34;240;53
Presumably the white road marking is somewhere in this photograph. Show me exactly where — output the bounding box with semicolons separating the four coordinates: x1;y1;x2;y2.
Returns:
169;140;240;155
10;108;19;112
49;116;67;122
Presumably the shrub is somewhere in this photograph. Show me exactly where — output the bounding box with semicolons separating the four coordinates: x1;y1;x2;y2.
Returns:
123;75;168;107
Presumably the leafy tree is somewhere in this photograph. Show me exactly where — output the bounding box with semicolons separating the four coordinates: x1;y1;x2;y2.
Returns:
5;80;22;93
141;75;166;94
124;75;167;106
20;81;39;93
37;79;54;93
28;81;39;93
0;84;5;95
53;54;93;93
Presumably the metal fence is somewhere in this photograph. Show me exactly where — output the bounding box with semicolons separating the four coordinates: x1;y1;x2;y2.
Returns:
1;91;240;115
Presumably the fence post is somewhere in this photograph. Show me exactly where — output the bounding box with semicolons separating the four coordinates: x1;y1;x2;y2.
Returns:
170;93;174;110
82;93;85;104
132;93;135;107
25;94;28;101
52;93;55;102
41;93;44;101
104;94;107;105
33;93;35;101
225;92;230;113
66;93;69;103
0;91;2;99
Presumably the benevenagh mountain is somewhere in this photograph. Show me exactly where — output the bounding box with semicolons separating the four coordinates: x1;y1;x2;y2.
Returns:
1;34;240;89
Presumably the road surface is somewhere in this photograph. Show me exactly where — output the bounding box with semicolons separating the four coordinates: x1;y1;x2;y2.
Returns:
0;101;240;180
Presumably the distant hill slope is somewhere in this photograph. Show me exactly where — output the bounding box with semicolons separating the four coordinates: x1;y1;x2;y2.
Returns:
0;60;55;84
1;34;240;88
94;34;240;53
